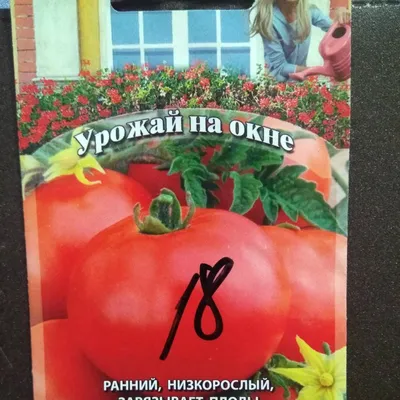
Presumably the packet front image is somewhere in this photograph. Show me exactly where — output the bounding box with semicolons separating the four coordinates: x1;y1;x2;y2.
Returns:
12;1;350;399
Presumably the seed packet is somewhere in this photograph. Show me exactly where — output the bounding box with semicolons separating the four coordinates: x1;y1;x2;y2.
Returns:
11;0;350;399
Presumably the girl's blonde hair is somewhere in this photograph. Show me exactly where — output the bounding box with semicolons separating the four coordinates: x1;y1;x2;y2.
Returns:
250;0;311;43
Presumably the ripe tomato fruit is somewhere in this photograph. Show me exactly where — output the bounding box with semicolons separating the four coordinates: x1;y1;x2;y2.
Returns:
68;198;291;394
31;319;113;400
261;226;347;361
24;169;152;326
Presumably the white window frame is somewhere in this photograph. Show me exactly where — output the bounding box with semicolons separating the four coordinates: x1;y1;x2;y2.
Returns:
99;1;263;78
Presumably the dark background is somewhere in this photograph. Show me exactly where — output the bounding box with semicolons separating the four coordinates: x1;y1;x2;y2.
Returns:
1;1;399;398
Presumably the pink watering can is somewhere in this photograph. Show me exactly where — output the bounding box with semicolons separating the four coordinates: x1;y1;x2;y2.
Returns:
290;22;351;82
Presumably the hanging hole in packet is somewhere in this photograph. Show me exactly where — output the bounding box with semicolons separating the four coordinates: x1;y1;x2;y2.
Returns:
111;0;253;11
10;0;350;399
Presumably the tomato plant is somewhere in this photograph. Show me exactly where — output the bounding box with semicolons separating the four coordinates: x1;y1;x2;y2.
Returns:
24;169;152;326
260;226;347;361
212;136;332;226
68;190;290;394
31;320;113;400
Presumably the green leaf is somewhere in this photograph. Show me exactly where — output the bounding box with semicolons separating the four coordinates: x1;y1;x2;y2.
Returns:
260;187;279;223
182;166;210;208
168;153;202;175
239;145;283;172
209;137;249;168
189;134;227;150
229;172;263;215
265;166;346;235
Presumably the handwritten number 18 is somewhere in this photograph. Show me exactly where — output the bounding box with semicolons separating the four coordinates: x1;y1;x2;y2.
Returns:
160;257;234;360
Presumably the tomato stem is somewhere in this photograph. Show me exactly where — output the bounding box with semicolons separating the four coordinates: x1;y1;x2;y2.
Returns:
133;188;196;235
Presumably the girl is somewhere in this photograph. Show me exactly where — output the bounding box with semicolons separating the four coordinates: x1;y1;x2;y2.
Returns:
250;0;351;81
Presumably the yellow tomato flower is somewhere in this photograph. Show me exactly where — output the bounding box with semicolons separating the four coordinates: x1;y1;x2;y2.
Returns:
43;126;105;186
270;336;346;400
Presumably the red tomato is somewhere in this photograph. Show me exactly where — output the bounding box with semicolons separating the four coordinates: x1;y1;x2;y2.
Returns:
31;320;113;400
68;207;290;394
128;163;186;204
24;169;152;326
261;226;347;361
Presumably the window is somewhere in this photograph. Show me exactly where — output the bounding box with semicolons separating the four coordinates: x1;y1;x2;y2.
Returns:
109;7;261;76
111;9;174;70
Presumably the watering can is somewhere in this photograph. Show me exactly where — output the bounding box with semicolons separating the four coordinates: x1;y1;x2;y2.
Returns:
290;22;351;82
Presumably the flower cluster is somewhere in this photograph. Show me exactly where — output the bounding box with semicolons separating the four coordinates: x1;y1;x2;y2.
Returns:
17;63;350;153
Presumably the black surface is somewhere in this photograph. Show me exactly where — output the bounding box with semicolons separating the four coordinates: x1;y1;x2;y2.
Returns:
1;3;400;399
0;9;33;400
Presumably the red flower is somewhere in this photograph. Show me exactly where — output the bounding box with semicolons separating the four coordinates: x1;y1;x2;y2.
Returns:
98;108;112;118
23;94;39;106
276;83;286;92
20;114;31;123
323;131;334;140
115;77;123;85
259;98;270;108
51;121;63;132
42;111;58;121
336;100;350;118
323;102;334;115
310;127;320;134
298;112;312;125
269;112;282;119
287;110;295;118
294;87;307;97
345;128;350;137
62;85;73;95
41;79;56;88
107;89;122;104
206;102;220;109
30;125;48;143
320;86;333;101
78;95;89;105
142;70;153;78
323;119;336;126
125;85;135;93
18;131;30;151
53;100;61;107
60;105;74;118
21;84;39;94
239;104;254;112
78;114;89;124
42;87;54;96
200;78;210;89
118;108;126;115
126;74;139;82
285;98;298;109
243;81;255;91
96;79;113;87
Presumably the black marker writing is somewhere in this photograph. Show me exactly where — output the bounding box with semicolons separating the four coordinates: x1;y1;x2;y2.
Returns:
160;257;234;360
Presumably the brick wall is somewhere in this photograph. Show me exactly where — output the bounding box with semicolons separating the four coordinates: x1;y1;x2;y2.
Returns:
14;0;36;86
